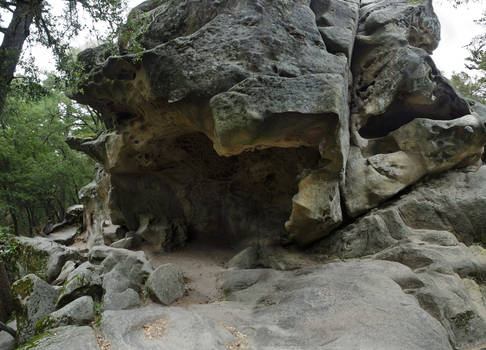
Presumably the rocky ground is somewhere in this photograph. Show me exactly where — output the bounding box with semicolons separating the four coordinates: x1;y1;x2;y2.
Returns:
2;166;486;349
2;0;486;348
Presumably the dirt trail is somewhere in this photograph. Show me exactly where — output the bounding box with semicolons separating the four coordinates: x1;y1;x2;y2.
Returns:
142;238;237;306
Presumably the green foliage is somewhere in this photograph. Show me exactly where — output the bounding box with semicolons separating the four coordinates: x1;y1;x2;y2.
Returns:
93;301;103;328
0;78;98;234
0;226;17;259
119;11;153;61
448;1;486;105
15;330;53;350
450;72;486;104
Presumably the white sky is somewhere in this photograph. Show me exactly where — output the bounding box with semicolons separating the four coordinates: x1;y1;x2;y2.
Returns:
1;0;485;78
431;1;485;75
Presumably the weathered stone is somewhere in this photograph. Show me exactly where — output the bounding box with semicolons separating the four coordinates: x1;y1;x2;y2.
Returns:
46;226;80;246
53;260;76;286
0;331;15;350
313;166;486;349
345;115;486;216
5;236;79;283
56;1;486;348
35;296;94;334
146;263;185;305
110;236;134;249
99;247;152;310
65;204;84;225
69;0;363;248
76;165;111;249
103;288;141;311
99;261;452;350
0;321;15;350
342;0;485;216
285;170;342;245
101;305;235;350
12;274;59;344
56;262;103;308
227;247;259;270
18;326;99;350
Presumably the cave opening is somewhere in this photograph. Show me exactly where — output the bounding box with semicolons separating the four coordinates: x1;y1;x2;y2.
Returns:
358;92;471;139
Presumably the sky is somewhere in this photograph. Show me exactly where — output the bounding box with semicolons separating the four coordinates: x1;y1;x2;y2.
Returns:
431;1;485;76
1;0;485;78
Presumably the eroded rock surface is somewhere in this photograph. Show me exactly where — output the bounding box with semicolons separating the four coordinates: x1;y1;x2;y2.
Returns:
12;274;59;343
100;261;452;350
313;166;486;349
69;0;486;250
42;0;486;349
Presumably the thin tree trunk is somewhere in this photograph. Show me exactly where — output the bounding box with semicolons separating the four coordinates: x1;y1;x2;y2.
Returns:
0;1;40;116
25;206;33;235
9;209;18;236
0;260;13;325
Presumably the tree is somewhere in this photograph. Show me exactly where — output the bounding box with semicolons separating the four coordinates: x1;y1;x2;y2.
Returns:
0;0;127;117
0;77;98;235
450;71;486;104
446;0;486;104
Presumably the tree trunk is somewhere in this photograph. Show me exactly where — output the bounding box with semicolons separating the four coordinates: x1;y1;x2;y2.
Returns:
0;1;40;116
0;260;13;324
25;206;33;235
9;209;18;236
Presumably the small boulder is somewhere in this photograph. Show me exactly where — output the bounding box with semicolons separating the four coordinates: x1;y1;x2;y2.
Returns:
56;262;103;308
35;296;95;334
12;274;59;344
146;264;185;305
110;236;134;249
53;260;76;286
227;247;259;270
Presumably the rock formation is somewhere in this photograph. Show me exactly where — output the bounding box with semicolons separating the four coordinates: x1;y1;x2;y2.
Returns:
5;0;486;349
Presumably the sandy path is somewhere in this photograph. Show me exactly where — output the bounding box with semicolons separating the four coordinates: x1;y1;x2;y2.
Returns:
142;239;237;306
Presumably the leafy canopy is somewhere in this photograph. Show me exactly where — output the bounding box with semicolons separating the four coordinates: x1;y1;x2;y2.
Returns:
0;77;99;235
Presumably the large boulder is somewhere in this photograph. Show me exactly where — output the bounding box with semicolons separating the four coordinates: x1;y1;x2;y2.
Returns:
95;246;152;310
69;0;486;249
35;296;95;334
69;0;364;249
5;236;80;283
55;262;103;308
12;274;59;344
313;166;486;349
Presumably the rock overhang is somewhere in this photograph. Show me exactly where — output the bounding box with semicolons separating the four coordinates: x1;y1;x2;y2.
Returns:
69;0;486;249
